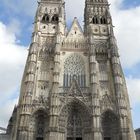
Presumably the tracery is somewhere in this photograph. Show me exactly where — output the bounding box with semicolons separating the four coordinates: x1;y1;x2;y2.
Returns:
63;54;86;87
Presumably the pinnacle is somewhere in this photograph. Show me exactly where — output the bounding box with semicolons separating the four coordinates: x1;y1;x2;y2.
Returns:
73;17;79;23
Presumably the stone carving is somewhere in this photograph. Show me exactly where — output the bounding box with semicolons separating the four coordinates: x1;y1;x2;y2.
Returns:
101;93;116;112
32;95;49;112
64;54;85;75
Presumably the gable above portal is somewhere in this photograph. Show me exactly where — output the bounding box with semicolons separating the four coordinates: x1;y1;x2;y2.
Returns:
61;18;88;50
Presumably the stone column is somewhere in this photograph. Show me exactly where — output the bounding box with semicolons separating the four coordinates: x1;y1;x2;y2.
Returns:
89;38;102;140
48;36;61;140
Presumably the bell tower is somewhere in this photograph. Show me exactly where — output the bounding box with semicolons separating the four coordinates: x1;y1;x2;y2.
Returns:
84;0;136;140
84;0;111;37
10;0;66;140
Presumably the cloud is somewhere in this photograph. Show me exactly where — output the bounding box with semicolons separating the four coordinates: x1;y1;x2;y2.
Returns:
110;1;140;68
0;22;27;127
6;19;22;37
126;76;140;129
0;98;18;127
126;77;140;106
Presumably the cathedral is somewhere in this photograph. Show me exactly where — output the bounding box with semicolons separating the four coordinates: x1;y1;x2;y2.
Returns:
5;0;136;140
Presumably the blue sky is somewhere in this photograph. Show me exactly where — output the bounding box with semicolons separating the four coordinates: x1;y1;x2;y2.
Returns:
122;0;140;9
0;0;140;130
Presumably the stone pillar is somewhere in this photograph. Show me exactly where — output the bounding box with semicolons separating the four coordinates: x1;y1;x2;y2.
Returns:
48;37;61;140
89;41;102;140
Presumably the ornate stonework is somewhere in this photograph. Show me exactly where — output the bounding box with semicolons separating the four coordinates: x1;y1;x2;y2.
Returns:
5;0;136;140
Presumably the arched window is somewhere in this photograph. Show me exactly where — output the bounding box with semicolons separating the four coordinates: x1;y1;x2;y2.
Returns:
42;14;49;23
100;17;107;24
63;54;86;87
92;16;99;24
52;14;59;23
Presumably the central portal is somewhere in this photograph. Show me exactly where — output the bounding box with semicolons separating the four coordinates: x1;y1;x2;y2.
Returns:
67;138;82;140
67;106;82;140
104;137;111;140
36;138;43;140
59;101;92;140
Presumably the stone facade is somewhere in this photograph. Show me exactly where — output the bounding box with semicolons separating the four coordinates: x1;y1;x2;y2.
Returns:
5;0;136;140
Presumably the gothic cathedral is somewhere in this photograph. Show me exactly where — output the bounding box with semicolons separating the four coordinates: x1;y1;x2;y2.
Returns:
7;0;136;140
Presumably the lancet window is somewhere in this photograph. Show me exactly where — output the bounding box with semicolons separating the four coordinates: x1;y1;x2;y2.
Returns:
92;16;99;24
42;14;49;23
92;16;107;24
100;16;107;24
52;14;59;23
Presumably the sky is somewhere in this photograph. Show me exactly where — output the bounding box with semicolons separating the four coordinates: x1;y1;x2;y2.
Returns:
0;0;140;129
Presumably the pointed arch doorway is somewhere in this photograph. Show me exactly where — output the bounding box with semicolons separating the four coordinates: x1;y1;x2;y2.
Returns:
67;105;82;140
35;110;46;140
36;138;43;140
101;110;120;140
59;100;92;140
31;109;49;140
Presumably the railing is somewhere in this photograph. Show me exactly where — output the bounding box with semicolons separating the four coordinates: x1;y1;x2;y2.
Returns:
58;87;90;96
62;42;87;50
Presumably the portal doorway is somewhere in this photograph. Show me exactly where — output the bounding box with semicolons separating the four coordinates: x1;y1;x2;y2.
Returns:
104;137;111;140
67;137;82;140
76;137;82;140
33;110;49;140
58;101;92;140
102;110;120;140
36;137;43;140
67;105;83;140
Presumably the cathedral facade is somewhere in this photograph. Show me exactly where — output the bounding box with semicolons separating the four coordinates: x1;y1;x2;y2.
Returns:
7;0;136;140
